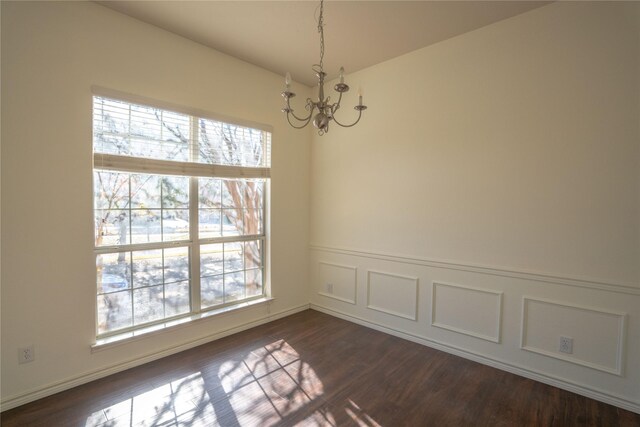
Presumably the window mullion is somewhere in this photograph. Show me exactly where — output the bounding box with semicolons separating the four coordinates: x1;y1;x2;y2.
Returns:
190;177;200;313
263;180;269;299
189;116;201;313
128;175;134;327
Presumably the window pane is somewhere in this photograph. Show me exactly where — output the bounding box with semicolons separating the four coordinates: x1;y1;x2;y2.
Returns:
222;209;241;237
222;180;243;208
162;209;189;241
200;178;263;238
199;209;222;239
93;97;191;162
244;209;263;235
131;209;161;244
197;120;225;166
224;272;245;302
132;250;163;288
244;240;262;270
93;98;132;154
224;242;243;272
200;243;223;277
164;246;189;283
95;209;129;247
162;176;189;209
94;98;130;134
94;171;131;247
130;103;162;140
131;174;160;209
244;180;264;236
246;269;263;298
133;286;164;325
97;291;132;334
94;171;129;210
200;241;263;309
244;180;264;208
162;110;190;145
115;213;130;246
166;281;190;317
97;252;131;294
96;247;193;334
201;275;223;308
198;119;270;168
94;133;129;156
199;178;221;209
97;251;133;334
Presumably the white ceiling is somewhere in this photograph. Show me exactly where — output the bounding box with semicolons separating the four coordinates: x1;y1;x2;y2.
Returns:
98;1;550;87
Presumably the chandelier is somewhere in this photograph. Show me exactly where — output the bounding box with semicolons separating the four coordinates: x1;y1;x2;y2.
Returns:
281;0;367;135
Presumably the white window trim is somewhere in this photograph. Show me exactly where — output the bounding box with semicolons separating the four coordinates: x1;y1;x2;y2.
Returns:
91;297;275;351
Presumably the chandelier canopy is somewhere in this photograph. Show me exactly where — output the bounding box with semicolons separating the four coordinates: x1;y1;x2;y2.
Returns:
281;0;367;135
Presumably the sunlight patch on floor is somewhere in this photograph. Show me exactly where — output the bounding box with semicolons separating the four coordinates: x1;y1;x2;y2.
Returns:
85;339;335;426
345;399;383;427
83;372;206;426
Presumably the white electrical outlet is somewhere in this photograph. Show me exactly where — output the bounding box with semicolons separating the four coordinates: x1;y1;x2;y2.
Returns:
18;345;35;364
559;336;573;354
326;283;334;293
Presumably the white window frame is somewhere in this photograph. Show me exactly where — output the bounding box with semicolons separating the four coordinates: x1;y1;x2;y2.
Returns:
92;88;271;340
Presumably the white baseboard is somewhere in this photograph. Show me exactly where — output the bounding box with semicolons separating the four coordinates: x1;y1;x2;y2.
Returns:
310;303;640;415
0;303;310;412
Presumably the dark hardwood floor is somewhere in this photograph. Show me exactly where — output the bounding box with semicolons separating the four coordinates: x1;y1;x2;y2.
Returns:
2;310;639;426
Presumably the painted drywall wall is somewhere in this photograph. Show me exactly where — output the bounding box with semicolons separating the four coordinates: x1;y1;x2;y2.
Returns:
312;2;639;288
1;1;311;407
310;2;640;412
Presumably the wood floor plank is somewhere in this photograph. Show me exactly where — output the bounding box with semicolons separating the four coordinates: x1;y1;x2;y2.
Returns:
2;310;638;426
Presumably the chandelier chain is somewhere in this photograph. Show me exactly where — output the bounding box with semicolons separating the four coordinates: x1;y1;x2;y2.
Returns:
318;0;325;71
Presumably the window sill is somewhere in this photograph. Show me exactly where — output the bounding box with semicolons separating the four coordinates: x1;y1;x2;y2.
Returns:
91;297;274;352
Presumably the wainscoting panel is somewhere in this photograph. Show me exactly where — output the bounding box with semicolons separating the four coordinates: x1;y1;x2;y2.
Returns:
366;270;419;320
309;246;640;413
317;261;357;304
521;297;626;375
432;282;503;343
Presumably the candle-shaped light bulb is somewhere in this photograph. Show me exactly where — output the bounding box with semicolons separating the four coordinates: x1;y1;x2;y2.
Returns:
358;87;363;105
285;72;292;89
339;67;345;84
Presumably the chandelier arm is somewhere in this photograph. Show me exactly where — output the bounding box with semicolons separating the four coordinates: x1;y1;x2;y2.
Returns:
332;109;363;128
286;110;314;129
331;92;343;113
289;100;315;122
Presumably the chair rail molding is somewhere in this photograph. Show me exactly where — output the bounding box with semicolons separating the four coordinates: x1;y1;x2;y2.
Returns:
309;244;640;295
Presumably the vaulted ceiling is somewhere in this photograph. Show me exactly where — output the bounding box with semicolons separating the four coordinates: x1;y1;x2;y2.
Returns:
98;1;549;86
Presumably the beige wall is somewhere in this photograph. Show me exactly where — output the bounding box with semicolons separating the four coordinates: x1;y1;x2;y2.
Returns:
312;2;639;287
310;1;640;411
1;1;310;407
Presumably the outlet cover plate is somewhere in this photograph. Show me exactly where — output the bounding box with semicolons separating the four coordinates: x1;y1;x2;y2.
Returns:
559;336;573;354
18;345;35;364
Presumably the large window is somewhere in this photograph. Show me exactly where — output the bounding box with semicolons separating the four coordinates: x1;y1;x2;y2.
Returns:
93;94;271;338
